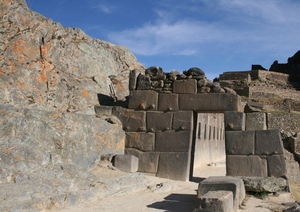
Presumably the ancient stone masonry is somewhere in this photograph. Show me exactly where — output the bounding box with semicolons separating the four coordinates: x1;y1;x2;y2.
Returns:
225;111;290;192
219;69;300;114
96;66;242;181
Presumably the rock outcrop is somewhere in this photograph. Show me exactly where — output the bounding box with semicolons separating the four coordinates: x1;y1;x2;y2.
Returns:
0;0;144;210
0;0;144;114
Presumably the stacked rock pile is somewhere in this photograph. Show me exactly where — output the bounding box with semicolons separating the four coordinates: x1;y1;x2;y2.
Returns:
129;66;236;95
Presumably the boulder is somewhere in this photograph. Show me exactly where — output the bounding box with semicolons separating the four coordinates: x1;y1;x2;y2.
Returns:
0;0;144;114
183;67;205;76
241;177;289;192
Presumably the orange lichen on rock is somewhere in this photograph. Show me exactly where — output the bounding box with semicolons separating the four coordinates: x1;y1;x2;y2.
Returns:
41;44;51;57
81;89;89;98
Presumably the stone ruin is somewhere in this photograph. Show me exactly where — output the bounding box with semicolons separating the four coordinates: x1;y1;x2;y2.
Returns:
96;66;300;211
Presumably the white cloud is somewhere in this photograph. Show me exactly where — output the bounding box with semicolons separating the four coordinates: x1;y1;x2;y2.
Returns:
92;3;115;14
108;0;300;60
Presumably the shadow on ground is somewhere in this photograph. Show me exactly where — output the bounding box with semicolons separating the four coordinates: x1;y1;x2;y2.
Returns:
147;193;197;212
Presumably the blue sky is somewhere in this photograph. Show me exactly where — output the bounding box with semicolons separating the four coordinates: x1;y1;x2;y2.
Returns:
26;0;300;80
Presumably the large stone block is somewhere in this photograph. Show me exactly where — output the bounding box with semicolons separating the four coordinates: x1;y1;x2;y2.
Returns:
156;152;190;181
172;111;194;131
197;176;245;212
125;132;155;152
246;112;267;131
158;93;179;111
113;154;139;172
156;131;192;152
94;105;113;116
129;69;139;90
146;111;173;132
267;155;287;177
255;130;284;155
125;148;159;173
226;155;268;177
224;111;245;131
112;107;146;132
179;94;241;111
128;90;158;110
225;131;255;155
173;79;197;94
196;191;233;212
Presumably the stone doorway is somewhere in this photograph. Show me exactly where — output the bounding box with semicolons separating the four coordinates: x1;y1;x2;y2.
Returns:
190;112;226;180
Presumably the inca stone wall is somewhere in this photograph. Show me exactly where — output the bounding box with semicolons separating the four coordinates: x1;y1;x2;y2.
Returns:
97;66;294;182
225;111;287;178
96;67;241;181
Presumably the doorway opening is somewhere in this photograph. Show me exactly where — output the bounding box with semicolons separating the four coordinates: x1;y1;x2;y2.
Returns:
190;112;226;181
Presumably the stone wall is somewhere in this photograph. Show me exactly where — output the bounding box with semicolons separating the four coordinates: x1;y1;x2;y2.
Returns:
97;75;241;181
225;111;287;178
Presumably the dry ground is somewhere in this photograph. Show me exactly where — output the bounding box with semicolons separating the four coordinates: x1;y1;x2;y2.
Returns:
53;165;299;212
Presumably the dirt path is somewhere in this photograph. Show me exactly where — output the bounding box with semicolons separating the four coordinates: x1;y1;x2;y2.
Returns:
55;165;297;212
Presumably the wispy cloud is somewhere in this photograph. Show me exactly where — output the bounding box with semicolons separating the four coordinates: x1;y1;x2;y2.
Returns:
91;3;115;14
108;0;300;62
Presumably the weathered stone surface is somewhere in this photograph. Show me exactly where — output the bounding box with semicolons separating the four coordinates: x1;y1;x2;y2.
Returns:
197;191;233;212
0;104;125;174
241;177;289;192
267;155;287;177
0;1;147;210
94;105;113;116
136;74;151;90
156;131;192;152
156;152;190;181
129;69;139;90
128;90;158;110
125;148;159;173
0;0;143;114
125;132;155;152
179;94;241;111
184;67;205;76
172;111;194;131
225;131;255;155
224;111;245;131
226;155;268;177
267;112;300;134
158;93;179;111
246;112;267;131
0;103;130;210
146;111;173;132
286;160;300;182
255;130;284;155
112;107;146;132
198;176;245;212
173;79;197;94
113;154;139;172
145;66;164;76
288;137;300;161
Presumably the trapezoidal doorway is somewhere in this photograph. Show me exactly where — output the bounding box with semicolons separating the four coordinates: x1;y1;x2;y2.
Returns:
191;112;226;180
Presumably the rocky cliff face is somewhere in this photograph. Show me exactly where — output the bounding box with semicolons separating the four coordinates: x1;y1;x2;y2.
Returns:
0;0;145;210
0;0;144;114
